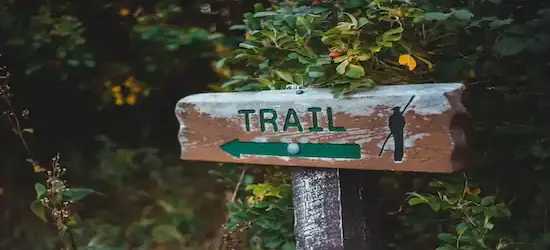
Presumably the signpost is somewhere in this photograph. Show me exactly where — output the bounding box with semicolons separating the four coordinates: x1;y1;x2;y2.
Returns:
176;83;469;249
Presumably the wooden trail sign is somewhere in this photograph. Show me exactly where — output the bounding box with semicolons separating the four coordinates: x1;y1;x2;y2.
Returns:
175;83;468;173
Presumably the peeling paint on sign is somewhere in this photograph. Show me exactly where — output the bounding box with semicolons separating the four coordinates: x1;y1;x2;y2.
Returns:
176;83;469;173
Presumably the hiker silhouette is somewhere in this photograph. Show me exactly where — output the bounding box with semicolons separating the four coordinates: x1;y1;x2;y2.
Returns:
389;107;405;163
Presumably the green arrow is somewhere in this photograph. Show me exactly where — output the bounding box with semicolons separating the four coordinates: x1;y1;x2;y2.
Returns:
220;139;361;159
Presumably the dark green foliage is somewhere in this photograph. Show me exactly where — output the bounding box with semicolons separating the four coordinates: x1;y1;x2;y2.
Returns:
218;0;550;249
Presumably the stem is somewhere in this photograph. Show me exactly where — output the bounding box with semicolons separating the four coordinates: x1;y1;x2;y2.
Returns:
1;65;78;250
231;167;248;203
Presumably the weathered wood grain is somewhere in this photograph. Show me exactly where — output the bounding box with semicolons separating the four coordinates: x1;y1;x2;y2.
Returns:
292;167;387;250
175;83;469;173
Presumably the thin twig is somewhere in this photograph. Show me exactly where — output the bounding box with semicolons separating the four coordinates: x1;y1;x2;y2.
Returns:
231;167;248;203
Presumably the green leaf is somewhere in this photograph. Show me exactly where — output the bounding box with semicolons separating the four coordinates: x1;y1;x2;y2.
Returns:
481;196;496;206
424;12;453;21
335;22;354;31
428;201;441;212
67;60;80;66
25;65;42;75
140;26;160;40
336;60;349;75
308;71;324;78
84;60;96;68
382;27;404;42
438;233;456;243
334;56;347;63
436;245;457;250
456;222;469;234
239;42;257;49
357;53;371;61
221;79;241;89
5;38;25;46
453;9;474;20
152;225;184;243
281;242;296;250
345;64;365;78
62;188;100;201
489;19;513;29
316;57;332;66
229;25;247;30
35;183;46;200
408;197;427;205
275;70;295;84
343;13;358;28
253;12;277;17
495;37;527;56
165;43;180;51
358;17;370;28
232;75;250;80
264;237;284;248
30;200;47;222
216;58;228;69
235;83;261;91
344;0;363;9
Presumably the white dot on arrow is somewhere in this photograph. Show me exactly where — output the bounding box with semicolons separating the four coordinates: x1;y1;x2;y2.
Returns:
287;143;300;155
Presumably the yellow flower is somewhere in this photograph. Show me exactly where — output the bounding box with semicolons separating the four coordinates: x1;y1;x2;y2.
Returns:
215;67;232;78
398;54;417;71
114;92;124;105
123;76;136;87
126;94;137;105
111;85;121;93
33;163;46;173
124;77;142;94
119;8;130;17
215;44;230;53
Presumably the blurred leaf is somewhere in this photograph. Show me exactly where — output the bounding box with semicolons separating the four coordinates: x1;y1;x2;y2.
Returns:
453;9;474;20
35;183;46;199
281;242;296;250
253;12;277;17
345;64;365;78
152;225;184;243
438;233;456;243
495;37;527;56
456;222;469;234
63;188;101;201
31;200;47;222
275;70;294;84
424;12;453;21
336;60;349;74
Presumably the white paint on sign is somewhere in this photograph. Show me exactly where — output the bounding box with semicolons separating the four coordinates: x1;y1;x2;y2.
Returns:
177;83;460;119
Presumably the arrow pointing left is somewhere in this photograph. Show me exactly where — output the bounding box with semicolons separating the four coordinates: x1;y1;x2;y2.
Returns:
220;139;361;159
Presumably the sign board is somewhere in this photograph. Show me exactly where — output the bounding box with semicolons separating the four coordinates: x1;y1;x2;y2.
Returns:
176;83;468;173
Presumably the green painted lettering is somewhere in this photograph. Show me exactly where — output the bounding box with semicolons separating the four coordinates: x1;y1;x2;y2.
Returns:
260;109;278;132
238;109;255;132
327;107;346;132
283;109;303;132
307;107;323;132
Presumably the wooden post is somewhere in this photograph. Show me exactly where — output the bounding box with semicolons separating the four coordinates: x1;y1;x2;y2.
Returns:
292;168;386;250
